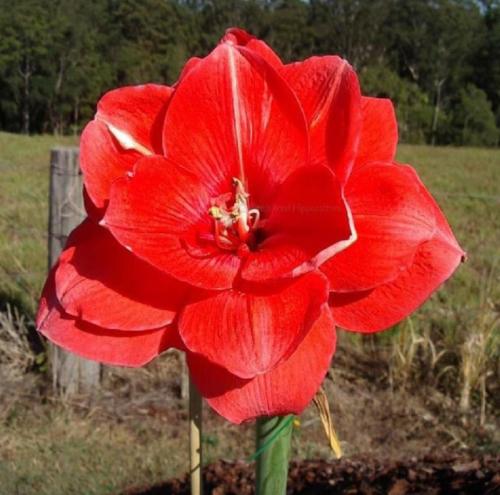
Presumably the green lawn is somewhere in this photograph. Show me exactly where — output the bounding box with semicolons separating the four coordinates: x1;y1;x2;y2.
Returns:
0;132;76;313
396;145;499;363
1;132;498;316
1;132;498;389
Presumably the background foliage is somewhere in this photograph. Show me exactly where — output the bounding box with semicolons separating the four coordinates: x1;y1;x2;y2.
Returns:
0;0;499;146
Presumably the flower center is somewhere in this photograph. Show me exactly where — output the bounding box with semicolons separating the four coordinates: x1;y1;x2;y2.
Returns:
208;178;260;252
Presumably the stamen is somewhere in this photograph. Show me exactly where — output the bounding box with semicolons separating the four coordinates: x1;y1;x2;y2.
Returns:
248;209;260;229
208;178;259;251
208;206;222;219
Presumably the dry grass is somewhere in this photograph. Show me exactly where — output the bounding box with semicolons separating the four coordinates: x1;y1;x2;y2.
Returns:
382;263;500;426
459;266;499;421
0;304;34;379
389;319;438;388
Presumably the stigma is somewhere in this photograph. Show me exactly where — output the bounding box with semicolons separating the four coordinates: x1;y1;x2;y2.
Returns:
208;178;260;251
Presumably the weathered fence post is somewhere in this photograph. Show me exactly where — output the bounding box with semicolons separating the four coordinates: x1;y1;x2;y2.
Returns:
181;356;189;399
48;147;101;395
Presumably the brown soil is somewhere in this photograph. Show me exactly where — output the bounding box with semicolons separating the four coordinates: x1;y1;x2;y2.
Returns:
123;454;500;495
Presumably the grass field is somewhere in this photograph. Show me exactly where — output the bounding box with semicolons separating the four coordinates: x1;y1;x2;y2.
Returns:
1;133;498;316
0;133;498;494
0;132;76;314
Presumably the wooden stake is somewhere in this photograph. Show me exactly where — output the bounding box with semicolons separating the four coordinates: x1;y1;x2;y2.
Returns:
189;376;203;495
49;147;100;395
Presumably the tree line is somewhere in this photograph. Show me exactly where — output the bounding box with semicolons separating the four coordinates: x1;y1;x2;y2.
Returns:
0;0;499;146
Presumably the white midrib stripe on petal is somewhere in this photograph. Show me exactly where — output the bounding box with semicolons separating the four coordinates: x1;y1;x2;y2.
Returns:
310;60;347;130
227;45;246;183
291;194;358;278
97;114;153;157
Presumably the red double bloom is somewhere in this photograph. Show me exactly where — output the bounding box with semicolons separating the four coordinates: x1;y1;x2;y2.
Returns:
37;29;464;423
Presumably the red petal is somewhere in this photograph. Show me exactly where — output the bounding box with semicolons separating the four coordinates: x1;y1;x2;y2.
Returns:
187;305;335;424
104;155;241;290
179;271;329;379
280;56;361;183
322;163;438;292
55;219;186;331
242;165;354;282
80;120;141;209
97;84;173;154
83;186;105;221
355;97;398;168
37;270;179;367
222;28;283;69
330;231;464;333
175;56;202;83
163;42;308;205
223;27;254;44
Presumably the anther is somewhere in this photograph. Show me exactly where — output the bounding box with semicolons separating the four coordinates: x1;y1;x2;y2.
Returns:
208;206;222;219
208;177;260;251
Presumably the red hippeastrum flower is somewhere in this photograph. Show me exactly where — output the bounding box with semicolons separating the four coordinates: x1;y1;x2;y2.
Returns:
37;28;464;424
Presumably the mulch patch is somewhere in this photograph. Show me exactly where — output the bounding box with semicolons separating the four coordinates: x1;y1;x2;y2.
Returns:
123;453;499;494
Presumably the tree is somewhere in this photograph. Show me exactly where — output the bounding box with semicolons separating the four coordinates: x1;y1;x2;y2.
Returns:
386;0;483;144
109;0;196;85
0;0;53;133
267;0;313;61
196;0;270;53
454;84;499;146
309;0;390;68
474;2;500;120
0;0;498;146
45;0;114;134
361;65;433;144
